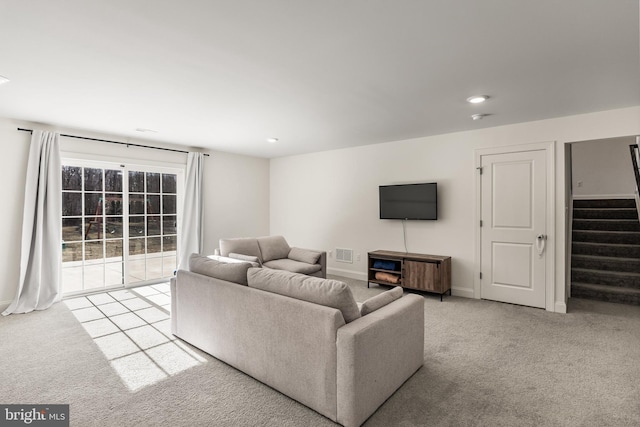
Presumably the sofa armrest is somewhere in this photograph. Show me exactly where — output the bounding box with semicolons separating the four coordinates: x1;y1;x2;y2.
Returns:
336;294;424;427
170;276;177;336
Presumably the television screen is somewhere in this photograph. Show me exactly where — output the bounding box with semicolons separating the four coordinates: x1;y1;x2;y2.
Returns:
379;183;437;220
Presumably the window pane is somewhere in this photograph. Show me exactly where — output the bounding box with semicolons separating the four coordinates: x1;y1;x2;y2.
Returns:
162;216;176;235
129;216;145;237
147;237;162;255
83;263;105;290
84;218;102;240
105;217;123;238
106;239;123;260
163;256;177;277
85;241;104;260
84;168;103;191
129;194;145;215
104;194;122;215
162;174;177;193
147;195;160;214
62;218;83;242
146;257;163;280
147;172;160;193
62;242;83;262
62;166;82;191
129;237;145;256
105;262;123;286
147;217;161;236
105;169;122;192
163;235;176;252
84;193;102;216
162;195;176;215
62;192;82;216
129;171;144;192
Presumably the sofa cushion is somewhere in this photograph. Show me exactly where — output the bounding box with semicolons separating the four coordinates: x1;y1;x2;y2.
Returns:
229;252;262;267
219;238;263;261
360;286;404;316
247;268;361;323
208;254;260;268
263;259;322;275
189;253;251;286
288;247;321;264
257;235;291;262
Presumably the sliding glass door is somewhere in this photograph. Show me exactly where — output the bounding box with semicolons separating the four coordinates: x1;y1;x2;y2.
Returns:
61;160;182;295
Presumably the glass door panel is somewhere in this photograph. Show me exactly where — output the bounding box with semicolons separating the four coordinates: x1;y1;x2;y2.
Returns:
61;162;181;295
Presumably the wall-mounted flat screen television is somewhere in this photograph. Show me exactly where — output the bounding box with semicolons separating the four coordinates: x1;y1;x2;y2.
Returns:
379;183;437;220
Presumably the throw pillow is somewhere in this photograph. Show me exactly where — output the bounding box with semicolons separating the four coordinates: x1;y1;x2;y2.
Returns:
189;253;251;286
229;252;262;266
219;238;263;261
257;235;291;262
247;268;361;323
288;247;321;264
360;287;404;316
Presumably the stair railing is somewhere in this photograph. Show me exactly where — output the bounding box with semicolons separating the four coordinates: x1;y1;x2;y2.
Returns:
630;138;640;220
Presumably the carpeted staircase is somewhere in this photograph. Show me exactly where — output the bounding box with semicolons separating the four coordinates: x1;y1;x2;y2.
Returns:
571;198;640;305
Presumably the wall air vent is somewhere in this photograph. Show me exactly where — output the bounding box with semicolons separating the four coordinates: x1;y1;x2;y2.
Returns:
335;248;353;263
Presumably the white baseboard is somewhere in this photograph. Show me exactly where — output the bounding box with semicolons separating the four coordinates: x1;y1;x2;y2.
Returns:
451;287;474;299
572;194;635;200
327;267;367;281
554;301;567;314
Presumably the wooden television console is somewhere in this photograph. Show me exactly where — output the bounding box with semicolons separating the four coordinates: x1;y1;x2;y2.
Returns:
367;250;452;301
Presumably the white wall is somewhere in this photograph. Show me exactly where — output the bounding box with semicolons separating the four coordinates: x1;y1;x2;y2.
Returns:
571;136;637;198
270;106;640;312
0;117;270;307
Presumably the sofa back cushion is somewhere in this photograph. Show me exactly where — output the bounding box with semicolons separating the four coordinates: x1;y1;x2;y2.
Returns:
257;235;291;262
360;286;403;316
189;253;251;286
247;268;361;323
288;247;321;264
219;238;263;261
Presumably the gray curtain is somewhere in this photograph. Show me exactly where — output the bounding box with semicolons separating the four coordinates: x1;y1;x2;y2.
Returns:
3;130;62;315
178;152;204;270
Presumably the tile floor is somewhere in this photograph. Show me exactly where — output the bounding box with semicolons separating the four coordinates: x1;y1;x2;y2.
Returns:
64;283;206;392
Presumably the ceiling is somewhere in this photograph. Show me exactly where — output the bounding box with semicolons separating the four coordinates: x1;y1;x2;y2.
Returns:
0;1;638;158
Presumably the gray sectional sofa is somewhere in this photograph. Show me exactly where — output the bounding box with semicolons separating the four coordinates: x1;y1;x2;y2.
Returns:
215;235;327;278
171;254;424;427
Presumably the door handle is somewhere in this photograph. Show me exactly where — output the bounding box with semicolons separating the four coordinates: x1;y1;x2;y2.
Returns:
536;234;547;256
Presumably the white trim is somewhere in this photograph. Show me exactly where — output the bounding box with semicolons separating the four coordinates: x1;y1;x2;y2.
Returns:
451;287;474;299
328;267;367;281
572;194;635;200
555;302;567;313
474;141;557;312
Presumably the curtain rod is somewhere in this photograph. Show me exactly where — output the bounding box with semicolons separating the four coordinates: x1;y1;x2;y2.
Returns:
17;128;209;156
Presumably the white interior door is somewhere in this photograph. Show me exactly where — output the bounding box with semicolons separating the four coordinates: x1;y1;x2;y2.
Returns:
480;149;547;308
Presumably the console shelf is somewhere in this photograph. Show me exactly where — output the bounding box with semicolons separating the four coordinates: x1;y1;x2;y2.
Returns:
367;250;452;301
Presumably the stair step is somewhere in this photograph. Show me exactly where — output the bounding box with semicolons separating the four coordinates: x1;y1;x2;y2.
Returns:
571;268;640;289
572;230;640;245
572;219;640;232
573;208;638;220
571;254;640;273
572;242;640;258
573;199;636;209
571;282;640;306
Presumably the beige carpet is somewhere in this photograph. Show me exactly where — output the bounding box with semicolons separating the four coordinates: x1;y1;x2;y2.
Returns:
1;277;640;426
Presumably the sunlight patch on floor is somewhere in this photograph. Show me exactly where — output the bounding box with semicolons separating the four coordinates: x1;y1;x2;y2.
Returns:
64;283;206;392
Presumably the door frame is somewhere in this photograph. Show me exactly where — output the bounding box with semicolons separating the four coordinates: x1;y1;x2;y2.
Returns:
474;141;556;311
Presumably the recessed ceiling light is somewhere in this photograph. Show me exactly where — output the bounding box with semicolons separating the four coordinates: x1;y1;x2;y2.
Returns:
0;75;10;85
471;114;488;120
267;137;279;143
467;95;489;104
